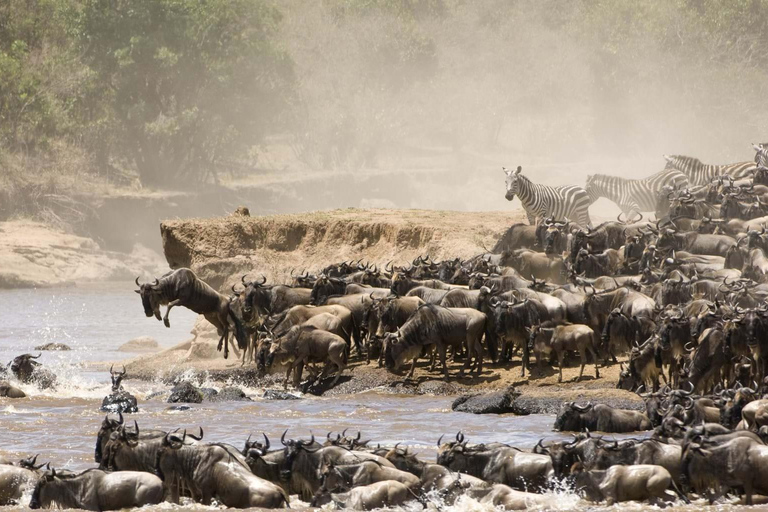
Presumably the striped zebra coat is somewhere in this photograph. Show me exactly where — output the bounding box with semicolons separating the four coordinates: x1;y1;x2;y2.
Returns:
755;143;768;168
663;155;756;187
504;166;592;227
584;169;689;217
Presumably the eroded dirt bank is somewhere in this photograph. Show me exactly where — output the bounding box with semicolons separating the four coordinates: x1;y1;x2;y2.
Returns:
161;208;526;290
109;207;638;408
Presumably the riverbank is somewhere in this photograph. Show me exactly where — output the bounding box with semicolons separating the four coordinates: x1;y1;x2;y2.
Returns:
0;220;166;288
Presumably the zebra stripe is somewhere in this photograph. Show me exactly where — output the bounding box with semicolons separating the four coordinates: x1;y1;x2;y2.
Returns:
504;166;592;227
755;143;768;168
664;155;756;187
584;169;689;215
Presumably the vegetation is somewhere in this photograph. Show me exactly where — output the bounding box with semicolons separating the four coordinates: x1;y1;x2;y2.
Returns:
1;0;767;208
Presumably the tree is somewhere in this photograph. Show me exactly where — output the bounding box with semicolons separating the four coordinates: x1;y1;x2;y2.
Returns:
74;0;294;186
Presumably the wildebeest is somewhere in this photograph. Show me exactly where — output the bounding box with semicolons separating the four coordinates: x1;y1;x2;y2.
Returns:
9;353;56;389
0;457;46;505
528;322;599;382
437;435;553;491
682;437;768;504
0;380;25;398
385;304;487;379
277;432;393;501
268;325;347;389
571;463;685;505
311;480;412;510
156;432;289;507
135;268;247;359
237;275;311;320
318;460;420;490
29;468;163;510
553;402;651;433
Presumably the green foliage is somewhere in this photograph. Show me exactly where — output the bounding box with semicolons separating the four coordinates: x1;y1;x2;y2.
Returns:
72;0;294;186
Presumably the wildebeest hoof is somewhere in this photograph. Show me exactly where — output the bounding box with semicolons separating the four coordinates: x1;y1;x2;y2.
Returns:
163;318;170;328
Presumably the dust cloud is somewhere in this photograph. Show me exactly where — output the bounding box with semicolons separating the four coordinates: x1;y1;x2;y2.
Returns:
271;0;768;217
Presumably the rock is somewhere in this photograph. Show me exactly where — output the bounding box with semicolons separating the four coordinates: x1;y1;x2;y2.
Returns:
145;390;169;401
118;337;160;353
167;381;203;404
209;386;251;402
167;405;192;411
0;380;26;398
100;391;138;413
262;389;301;400
199;388;219;401
34;343;71;351
417;380;466;396
452;386;521;414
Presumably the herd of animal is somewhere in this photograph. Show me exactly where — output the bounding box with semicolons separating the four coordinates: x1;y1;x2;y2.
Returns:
7;146;768;508
6;409;768;509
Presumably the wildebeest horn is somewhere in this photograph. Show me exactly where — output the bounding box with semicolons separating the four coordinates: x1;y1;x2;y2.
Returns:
437;434;444;446
242;274;249;285
617;212;626;223
456;432;464;443
189;427;204;441
258;275;267;285
135;276;141;287
151;278;159;286
281;429;289;446
262;433;270;451
571;402;593;412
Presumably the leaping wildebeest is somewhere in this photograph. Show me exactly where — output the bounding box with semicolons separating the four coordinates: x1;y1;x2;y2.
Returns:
135;268;247;359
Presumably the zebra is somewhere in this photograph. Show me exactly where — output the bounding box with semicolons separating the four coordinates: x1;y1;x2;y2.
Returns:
503;166;592;227
584;169;689;217
754;143;768;168
663;154;756;187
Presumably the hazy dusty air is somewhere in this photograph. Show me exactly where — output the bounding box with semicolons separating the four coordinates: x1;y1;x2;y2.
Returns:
274;1;768;216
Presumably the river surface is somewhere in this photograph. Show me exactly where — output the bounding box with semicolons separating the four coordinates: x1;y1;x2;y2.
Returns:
0;284;753;510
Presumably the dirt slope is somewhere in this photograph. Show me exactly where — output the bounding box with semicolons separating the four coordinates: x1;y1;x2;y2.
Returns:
161;208;526;290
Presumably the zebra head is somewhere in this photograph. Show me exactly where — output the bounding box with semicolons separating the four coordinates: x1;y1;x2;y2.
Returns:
503;165;523;201
754;143;768;168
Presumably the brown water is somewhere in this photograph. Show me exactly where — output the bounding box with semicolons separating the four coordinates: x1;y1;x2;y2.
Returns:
0;285;756;510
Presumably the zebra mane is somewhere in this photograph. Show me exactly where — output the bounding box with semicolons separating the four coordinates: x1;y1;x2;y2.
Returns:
666;155;702;166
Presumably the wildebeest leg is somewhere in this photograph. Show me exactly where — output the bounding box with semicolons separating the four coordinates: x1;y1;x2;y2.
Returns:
217;325;230;359
589;344;600;379
294;360;305;388
163;299;182;327
407;355;419;380
440;345;450;380
576;348;585;382
283;362;293;389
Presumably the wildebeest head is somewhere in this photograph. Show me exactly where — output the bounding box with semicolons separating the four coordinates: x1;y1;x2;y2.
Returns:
544;218;569;255
280;430;320;482
569;463;604;502
134;276;162;320
239;275;268;320
95;412;123;463
109;365;126;393
310;275;345;306
435;432;467;466
29;467;59;510
616;362;640;391
374;296;397;338
383;332;407;371
242;432;271;457
553;402;593;431
503;165;523;201
10;353;42;382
